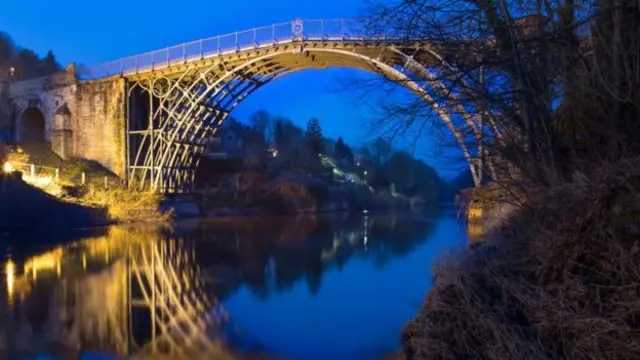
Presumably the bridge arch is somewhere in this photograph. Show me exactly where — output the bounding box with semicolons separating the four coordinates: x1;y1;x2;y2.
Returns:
19;107;46;143
125;40;485;192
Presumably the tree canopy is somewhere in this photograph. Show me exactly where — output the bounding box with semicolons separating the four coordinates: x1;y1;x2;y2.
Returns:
231;110;458;205
0;32;61;80
305;117;324;155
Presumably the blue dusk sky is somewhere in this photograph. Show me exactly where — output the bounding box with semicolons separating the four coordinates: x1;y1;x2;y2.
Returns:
1;0;468;179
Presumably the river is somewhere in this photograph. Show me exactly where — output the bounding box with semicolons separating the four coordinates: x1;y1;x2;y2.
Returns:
0;209;470;360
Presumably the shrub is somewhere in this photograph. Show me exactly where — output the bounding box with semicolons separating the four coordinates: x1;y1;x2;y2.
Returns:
80;185;172;223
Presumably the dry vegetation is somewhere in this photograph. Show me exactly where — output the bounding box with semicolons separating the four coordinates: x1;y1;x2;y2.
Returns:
78;185;172;224
5;146;30;166
403;158;640;359
52;159;172;223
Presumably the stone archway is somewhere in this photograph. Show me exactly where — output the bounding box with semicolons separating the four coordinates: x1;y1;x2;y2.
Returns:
20;107;46;143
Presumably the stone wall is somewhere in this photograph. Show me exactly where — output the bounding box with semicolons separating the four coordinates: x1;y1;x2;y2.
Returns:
74;79;126;177
7;66;127;179
44;83;77;150
8;76;49;142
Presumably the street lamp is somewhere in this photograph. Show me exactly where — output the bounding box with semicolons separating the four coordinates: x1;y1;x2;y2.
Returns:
3;162;14;173
9;67;15;77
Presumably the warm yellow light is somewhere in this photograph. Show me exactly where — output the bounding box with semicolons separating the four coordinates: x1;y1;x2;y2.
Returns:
24;249;62;276
5;259;15;304
3;162;13;173
24;175;53;188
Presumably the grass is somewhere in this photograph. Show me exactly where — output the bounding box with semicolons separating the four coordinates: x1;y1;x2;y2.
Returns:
6;146;171;224
402;157;640;359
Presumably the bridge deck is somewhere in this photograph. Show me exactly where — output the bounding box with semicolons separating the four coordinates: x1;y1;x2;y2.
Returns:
81;19;467;81
85;39;471;84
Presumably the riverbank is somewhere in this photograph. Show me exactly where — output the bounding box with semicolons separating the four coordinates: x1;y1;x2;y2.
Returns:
2;145;439;228
0;172;111;231
193;172;417;218
0;171;168;231
402;158;640;359
0;168;426;233
2;146;171;229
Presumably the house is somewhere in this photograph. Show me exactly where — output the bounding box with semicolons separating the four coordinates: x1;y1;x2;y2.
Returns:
202;126;243;159
194;126;246;190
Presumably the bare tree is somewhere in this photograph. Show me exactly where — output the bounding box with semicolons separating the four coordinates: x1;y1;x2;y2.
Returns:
352;0;639;192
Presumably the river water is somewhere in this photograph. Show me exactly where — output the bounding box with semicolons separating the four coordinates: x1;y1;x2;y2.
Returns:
0;209;470;360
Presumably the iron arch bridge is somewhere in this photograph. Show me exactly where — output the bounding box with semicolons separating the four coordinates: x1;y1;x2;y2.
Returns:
84;19;491;193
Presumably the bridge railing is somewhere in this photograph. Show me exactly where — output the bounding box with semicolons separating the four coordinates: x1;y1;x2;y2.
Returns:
78;17;595;81
6;161;121;190
79;19;390;80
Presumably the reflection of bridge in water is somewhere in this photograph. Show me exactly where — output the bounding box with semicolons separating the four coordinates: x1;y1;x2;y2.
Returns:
1;228;234;360
1;214;436;359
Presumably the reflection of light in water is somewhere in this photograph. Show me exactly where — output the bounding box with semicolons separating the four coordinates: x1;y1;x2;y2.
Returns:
364;215;369;249
18;231;137;283
9;233;226;358
24;248;63;279
5;258;15;305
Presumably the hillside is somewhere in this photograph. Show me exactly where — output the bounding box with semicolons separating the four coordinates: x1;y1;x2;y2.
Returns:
0;172;110;230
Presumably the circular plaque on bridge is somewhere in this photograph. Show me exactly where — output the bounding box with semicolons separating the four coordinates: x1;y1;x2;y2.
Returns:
292;20;304;39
